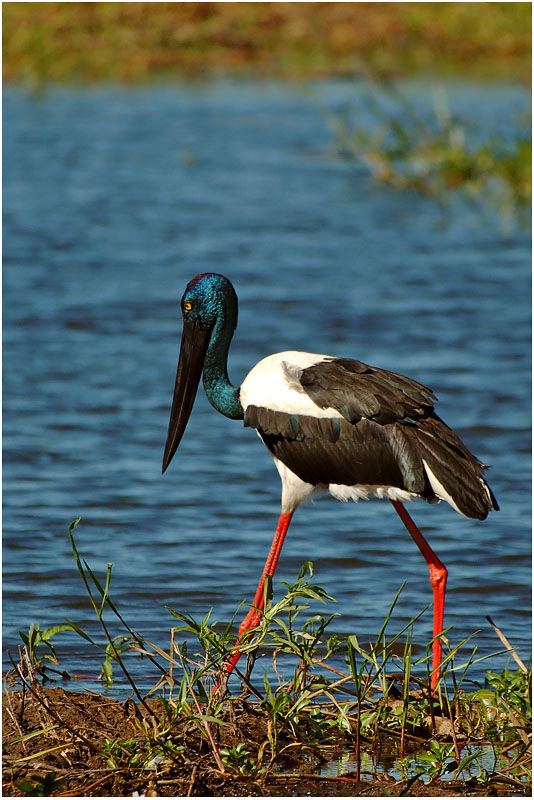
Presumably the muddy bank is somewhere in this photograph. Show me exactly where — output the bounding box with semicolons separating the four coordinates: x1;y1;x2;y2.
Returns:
3;686;529;797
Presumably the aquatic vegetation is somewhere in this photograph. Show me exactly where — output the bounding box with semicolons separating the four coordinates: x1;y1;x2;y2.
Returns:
3;519;531;796
328;82;531;222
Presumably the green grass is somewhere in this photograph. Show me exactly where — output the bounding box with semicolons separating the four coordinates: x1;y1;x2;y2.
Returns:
5;518;531;795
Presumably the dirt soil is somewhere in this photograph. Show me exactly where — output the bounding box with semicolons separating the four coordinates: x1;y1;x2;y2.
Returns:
2;684;529;797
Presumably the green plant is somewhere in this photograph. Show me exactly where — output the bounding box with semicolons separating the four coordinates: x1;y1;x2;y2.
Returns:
328;82;531;221
306;706;342;741
403;740;455;782
484;665;531;711
219;743;257;775
401;740;487;783
18;621;87;670
100;734;185;771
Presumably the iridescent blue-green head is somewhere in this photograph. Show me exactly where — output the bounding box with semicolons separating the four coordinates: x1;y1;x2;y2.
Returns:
180;272;238;333
162;273;241;474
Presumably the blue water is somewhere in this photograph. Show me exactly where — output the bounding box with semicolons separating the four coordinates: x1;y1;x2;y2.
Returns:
3;81;530;695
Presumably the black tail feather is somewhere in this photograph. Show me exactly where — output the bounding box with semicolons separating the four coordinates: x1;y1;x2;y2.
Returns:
405;414;498;519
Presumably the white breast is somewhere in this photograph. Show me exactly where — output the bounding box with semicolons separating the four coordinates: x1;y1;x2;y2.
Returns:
240;351;343;418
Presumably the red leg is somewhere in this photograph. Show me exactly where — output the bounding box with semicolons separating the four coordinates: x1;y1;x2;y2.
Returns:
390;500;448;688
226;511;294;675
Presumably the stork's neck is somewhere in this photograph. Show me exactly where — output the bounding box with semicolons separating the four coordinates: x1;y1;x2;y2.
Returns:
202;313;243;420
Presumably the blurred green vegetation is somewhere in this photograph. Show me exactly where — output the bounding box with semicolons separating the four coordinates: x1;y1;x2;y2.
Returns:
330;84;532;218
2;2;531;85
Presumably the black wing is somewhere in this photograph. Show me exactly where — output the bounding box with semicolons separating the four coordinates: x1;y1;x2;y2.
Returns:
299;358;437;424
244;358;498;520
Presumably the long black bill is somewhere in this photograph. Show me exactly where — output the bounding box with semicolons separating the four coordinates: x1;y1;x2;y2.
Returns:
162;319;212;474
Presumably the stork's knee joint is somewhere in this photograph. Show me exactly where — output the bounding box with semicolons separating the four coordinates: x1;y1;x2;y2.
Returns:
429;562;448;591
238;610;262;638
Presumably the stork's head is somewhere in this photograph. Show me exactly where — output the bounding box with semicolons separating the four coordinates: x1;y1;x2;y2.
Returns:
162;273;238;474
180;272;238;332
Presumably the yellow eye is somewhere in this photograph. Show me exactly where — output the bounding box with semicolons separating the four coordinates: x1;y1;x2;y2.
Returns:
183;301;192;312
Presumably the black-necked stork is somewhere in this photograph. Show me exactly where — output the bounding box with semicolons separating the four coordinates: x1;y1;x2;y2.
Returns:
162;273;498;688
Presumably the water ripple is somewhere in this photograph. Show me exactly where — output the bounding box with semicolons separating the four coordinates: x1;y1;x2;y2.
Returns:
3;81;530;691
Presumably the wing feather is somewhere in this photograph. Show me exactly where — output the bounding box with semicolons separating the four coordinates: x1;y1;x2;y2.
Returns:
243;352;498;519
300;358;436;424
